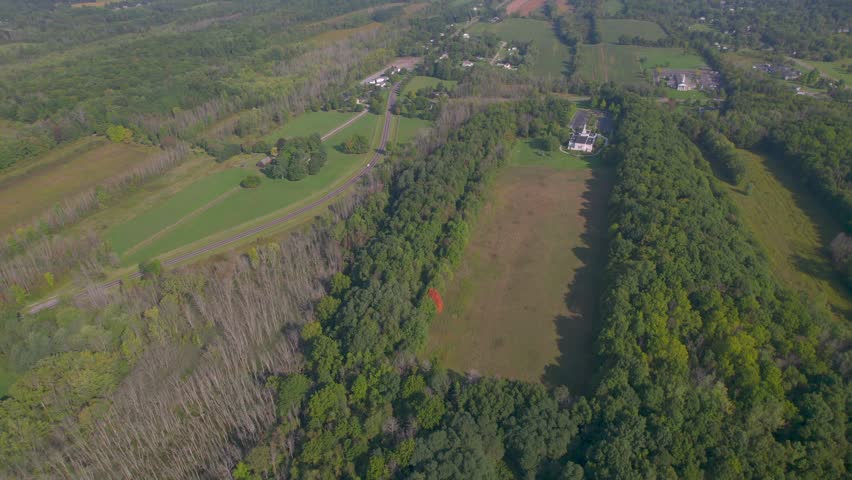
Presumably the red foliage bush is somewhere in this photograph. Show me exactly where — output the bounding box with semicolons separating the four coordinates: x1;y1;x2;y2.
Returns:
427;288;444;313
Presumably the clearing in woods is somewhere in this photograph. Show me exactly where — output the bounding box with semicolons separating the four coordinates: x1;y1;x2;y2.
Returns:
506;0;547;16
597;19;667;43
470;18;572;77
403;76;457;95
426;141;613;394
0;137;155;234
111;111;381;266
576;44;705;84
723;150;852;321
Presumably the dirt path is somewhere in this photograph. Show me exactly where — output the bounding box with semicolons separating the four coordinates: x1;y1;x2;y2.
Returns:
598;44;609;82
26;83;403;314
490;41;507;65
322;109;368;140
122;186;240;258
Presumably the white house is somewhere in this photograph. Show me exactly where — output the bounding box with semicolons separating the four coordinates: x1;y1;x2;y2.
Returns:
462;60;475;67
567;124;597;153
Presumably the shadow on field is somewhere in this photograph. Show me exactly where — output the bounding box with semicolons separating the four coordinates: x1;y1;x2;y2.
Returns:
542;166;614;396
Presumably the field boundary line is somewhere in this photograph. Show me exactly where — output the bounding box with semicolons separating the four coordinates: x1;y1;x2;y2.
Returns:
122;186;240;258
321;109;369;141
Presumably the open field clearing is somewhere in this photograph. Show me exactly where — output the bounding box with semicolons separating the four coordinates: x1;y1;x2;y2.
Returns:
602;0;624;15
71;0;123;7
0;137;155;233
576;44;705;84
262;110;360;143
723;151;852;319
426;142;612;393
117;112;379;265
403;75;457;94
470;18;572;77
793;58;852;84
597;19;666;43
506;0;546;16
310;22;383;44
394;116;432;144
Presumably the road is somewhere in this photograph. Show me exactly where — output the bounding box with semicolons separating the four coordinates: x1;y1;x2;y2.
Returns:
26;83;401;315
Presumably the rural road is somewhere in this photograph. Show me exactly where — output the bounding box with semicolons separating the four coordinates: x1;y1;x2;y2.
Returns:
26;84;401;314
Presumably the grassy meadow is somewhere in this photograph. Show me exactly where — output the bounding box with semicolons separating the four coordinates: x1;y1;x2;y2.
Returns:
113;112;379;265
470;18;572;77
263;110;360;143
0;137;155;233
403;76;457;95
723;151;852;320
394;116;432;145
597;19;666;43
426;141;612;393
576;44;705;84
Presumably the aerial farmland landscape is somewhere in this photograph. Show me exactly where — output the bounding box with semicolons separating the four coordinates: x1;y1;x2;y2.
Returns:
0;0;849;478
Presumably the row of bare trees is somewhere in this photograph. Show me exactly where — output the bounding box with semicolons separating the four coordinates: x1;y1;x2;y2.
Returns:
23;225;344;479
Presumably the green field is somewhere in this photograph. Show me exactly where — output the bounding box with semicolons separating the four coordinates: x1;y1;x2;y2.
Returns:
798;58;852;84
469;18;572;77
0;137;156;234
262;110;360;143
602;0;624;15
509;139;592;169
114;112;379;265
597;19;666;43
403;75;457;95
576;43;705;84
426;141;612;392
394;116;432;144
723;151;852;320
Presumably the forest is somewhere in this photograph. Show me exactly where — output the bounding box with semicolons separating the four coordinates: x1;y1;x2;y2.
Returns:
0;0;849;477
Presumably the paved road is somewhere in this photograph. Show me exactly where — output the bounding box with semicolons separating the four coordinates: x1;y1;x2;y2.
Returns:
26;84;401;315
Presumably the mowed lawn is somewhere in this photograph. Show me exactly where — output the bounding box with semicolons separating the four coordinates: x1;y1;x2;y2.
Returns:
576;44;705;84
117;112;380;265
403;75;457;95
394;116;432;144
0;137;155;233
470;18;572;77
263;110;360;143
723;151;852;319
426;141;612;393
597;19;666;43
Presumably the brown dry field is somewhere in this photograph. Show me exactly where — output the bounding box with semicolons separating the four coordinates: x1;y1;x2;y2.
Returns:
506;0;547;16
0;137;154;233
427;165;612;393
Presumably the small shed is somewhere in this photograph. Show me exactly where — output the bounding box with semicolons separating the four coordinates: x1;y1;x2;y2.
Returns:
256;156;272;167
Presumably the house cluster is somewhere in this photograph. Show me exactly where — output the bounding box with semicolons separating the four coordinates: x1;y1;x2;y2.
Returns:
567;124;598;153
753;63;801;81
655;69;720;91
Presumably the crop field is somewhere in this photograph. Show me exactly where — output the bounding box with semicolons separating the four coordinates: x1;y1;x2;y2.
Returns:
723;151;852;320
597;19;666;43
310;22;383;44
426;142;612;392
602;0;624;15
263;110;360;143
402;75;457;94
576;44;705;84
506;0;546;16
394;116;432;145
115;112;379;265
0;137;155;234
470;18;572;77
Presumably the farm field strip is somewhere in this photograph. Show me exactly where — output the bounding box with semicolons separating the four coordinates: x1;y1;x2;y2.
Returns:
723;151;852;319
122;186;240;258
426;142;611;393
402;75;457;94
120;112;380;265
0;137;156;234
576;44;706;84
597;19;666;43
469;18;572;77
